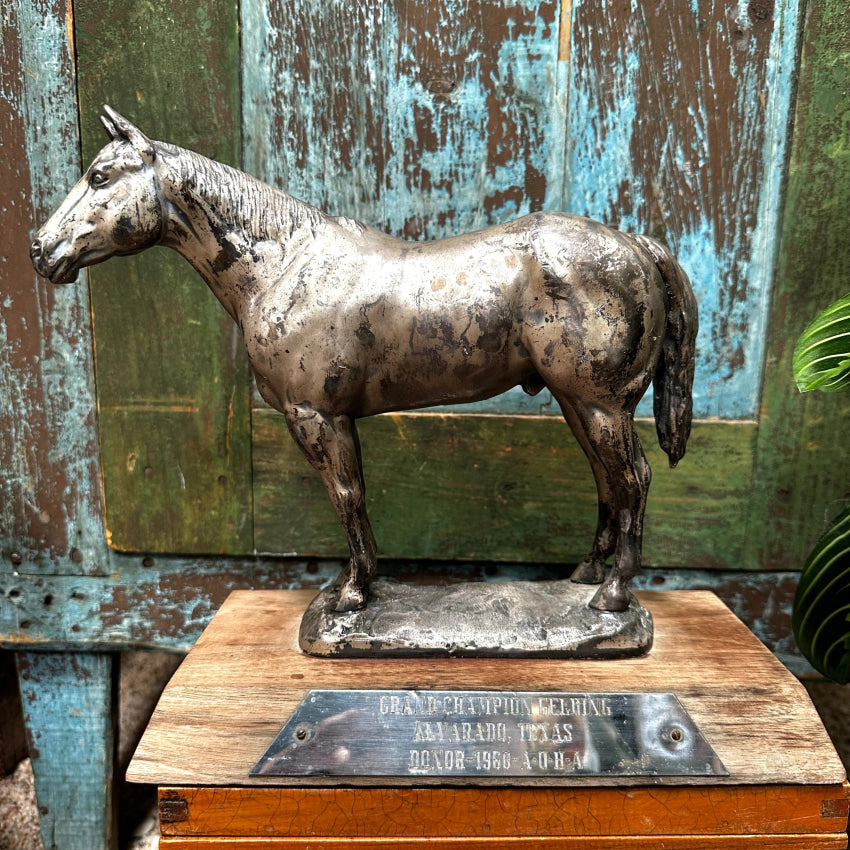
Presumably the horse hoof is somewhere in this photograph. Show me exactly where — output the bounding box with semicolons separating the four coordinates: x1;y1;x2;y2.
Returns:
570;560;607;584
331;582;367;613
588;580;630;612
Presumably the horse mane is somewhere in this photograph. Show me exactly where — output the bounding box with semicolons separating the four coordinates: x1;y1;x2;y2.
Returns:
155;141;330;241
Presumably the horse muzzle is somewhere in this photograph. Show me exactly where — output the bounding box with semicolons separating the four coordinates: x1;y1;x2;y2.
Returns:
30;237;80;285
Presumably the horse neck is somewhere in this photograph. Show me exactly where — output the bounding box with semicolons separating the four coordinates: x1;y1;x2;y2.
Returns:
155;144;322;320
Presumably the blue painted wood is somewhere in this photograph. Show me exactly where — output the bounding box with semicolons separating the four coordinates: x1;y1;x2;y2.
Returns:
16;652;117;850
564;0;801;420
243;0;565;236
0;557;812;674
0;0;107;574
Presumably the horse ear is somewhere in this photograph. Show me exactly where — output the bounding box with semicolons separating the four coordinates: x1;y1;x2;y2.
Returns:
100;110;119;140
101;105;155;163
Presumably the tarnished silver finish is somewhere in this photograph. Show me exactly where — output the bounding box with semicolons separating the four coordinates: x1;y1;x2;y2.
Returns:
299;578;653;657
252;689;727;778
31;107;698;629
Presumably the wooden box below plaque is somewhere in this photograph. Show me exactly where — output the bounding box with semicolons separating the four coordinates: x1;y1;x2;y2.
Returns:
128;590;850;848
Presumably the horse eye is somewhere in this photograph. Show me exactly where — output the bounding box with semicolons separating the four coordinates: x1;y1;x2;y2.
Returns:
90;171;109;188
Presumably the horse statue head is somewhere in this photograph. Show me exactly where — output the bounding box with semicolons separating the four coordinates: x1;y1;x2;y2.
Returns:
30;106;163;285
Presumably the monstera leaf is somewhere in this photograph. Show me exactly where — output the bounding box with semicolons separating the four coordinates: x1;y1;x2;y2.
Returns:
792;505;850;684
793;292;850;392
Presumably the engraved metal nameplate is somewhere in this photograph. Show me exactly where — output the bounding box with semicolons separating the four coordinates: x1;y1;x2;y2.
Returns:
252;690;727;778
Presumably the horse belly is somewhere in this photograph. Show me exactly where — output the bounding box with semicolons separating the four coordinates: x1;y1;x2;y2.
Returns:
356;300;531;416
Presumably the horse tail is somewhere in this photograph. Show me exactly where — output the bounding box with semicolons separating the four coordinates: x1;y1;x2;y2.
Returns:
633;234;699;468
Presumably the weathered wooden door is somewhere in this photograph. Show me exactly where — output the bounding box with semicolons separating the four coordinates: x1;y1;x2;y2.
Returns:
63;0;826;576
3;0;849;633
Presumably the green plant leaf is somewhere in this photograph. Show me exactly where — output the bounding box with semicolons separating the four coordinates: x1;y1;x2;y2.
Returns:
793;292;850;392
792;505;850;683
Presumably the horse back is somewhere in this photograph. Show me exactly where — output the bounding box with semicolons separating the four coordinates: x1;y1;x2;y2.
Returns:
245;212;666;417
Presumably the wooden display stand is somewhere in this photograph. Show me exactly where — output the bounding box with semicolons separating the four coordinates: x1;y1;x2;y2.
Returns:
128;590;850;848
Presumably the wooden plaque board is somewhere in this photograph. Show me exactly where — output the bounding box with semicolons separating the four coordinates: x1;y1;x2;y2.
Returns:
128;589;850;848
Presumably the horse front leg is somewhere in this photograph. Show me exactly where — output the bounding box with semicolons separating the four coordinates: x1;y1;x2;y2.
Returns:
284;404;377;612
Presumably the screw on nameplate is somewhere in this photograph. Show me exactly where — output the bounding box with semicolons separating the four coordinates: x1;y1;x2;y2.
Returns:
252;690;727;778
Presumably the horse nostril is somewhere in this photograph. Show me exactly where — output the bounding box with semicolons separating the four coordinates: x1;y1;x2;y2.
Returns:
30;239;43;259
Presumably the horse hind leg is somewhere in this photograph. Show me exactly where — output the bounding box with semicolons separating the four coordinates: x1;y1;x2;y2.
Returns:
283;404;377;612
589;410;651;612
556;397;617;584
555;395;651;611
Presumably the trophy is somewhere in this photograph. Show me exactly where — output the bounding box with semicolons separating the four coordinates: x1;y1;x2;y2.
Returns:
31;110;850;847
31;107;697;662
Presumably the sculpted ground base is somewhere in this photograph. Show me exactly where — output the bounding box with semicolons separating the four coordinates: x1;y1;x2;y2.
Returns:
298;578;653;657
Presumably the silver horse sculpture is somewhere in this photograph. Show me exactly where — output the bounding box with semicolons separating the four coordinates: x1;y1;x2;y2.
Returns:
31;107;698;615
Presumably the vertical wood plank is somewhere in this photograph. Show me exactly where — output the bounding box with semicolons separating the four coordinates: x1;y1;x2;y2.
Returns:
17;651;117;850
385;0;564;239
748;0;850;569
242;0;390;228
242;0;564;239
0;0;107;573
73;0;253;554
565;0;800;419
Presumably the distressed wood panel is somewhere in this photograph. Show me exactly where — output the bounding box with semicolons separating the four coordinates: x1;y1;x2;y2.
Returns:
17;651;117;850
0;0;107;574
748;0;850;571
73;0;253;554
385;0;565;237
254;412;756;568
565;0;800;419
0;560;811;673
243;0;565;235
242;0;390;227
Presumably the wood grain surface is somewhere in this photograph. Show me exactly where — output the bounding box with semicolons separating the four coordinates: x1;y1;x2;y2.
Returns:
127;590;846;787
157;784;850;839
157;838;849;850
